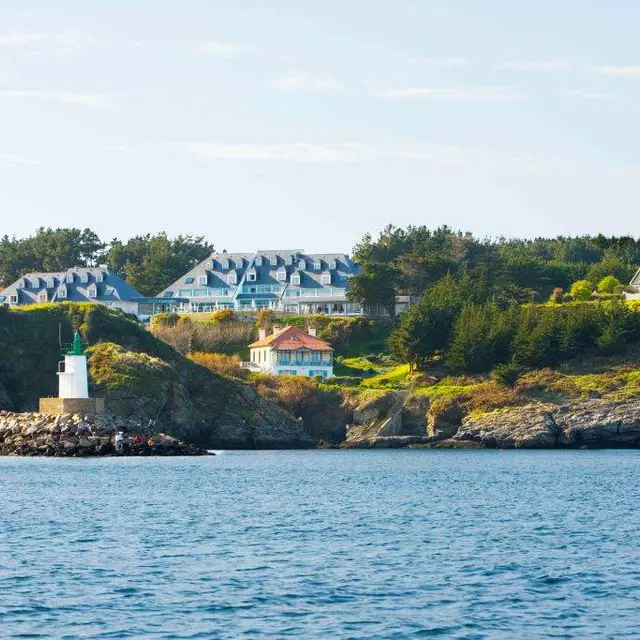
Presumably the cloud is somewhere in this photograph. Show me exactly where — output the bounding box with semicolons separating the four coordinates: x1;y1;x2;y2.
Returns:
0;153;42;168
563;89;614;101
407;56;469;68
197;41;256;58
593;65;640;77
275;71;345;93
0;90;118;110
498;60;574;72
186;142;544;170
189;143;373;163
0;32;98;49
377;86;521;101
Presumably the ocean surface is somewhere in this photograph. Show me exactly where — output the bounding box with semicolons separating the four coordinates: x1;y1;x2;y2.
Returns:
1;450;639;639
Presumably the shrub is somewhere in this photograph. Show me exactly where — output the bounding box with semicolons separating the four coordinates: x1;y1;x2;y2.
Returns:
323;376;363;387
189;352;249;379
549;287;564;304
569;280;594;301
597;276;623;295
150;312;179;328
492;363;522;388
210;308;237;323
257;309;275;329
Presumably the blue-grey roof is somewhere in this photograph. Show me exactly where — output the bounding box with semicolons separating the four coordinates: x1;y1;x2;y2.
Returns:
0;267;143;306
159;250;359;303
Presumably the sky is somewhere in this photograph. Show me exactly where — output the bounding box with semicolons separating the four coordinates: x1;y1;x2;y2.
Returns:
2;0;640;253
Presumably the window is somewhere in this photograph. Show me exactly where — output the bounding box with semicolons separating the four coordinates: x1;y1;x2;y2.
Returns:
291;273;301;286
206;261;213;270
285;254;294;266
255;255;263;266
221;260;229;270
247;270;257;282
277;269;287;282
87;286;97;299
58;286;67;299
80;272;89;283
44;277;54;288
270;256;278;267
17;279;25;289
321;274;331;285
329;260;337;270
38;292;48;303
313;260;321;270
198;275;208;286
298;260;306;271
10;295;18;304
227;273;237;285
95;272;103;283
66;273;74;284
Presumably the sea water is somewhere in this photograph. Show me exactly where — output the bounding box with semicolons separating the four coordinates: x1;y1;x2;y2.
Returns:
0;450;639;638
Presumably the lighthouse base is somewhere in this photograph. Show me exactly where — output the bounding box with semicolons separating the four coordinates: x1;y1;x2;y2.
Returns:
39;397;105;416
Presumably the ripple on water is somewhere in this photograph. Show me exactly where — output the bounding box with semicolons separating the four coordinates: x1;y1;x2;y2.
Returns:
0;450;639;638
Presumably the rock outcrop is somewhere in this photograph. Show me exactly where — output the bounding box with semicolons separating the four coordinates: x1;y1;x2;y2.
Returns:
454;399;640;448
342;391;431;448
341;391;640;450
0;411;208;456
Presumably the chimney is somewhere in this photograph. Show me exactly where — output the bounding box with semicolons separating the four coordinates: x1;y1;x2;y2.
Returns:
258;328;267;340
272;325;284;336
308;327;317;337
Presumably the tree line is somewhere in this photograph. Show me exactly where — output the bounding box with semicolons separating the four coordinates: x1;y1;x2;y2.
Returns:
347;225;639;318
0;228;213;296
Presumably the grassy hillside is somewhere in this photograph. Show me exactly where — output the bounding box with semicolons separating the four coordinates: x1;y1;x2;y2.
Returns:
0;303;308;448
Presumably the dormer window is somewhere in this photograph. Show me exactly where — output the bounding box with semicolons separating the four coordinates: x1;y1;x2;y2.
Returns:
285;254;294;266
80;271;89;284
276;268;287;282
227;272;238;285
255;255;263;266
58;285;67;299
270;256;278;267
66;273;74;284
44;277;54;288
321;273;332;285
95;271;104;283
291;273;301;286
29;278;39;289
198;275;208;286
298;260;306;271
313;260;321;270
87;284;97;299
38;291;48;303
221;260;229;270
247;269;257;282
329;260;337;270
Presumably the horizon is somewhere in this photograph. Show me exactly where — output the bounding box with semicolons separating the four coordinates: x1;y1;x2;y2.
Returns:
3;1;640;252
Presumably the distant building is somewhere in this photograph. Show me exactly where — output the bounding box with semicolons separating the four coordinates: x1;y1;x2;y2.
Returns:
157;250;365;315
0;267;183;318
244;325;334;378
628;269;640;299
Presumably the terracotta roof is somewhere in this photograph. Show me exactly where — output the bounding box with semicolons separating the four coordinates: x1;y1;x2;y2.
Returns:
249;325;333;351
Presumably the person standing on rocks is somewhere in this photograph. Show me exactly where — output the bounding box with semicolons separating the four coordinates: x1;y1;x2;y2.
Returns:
114;431;124;454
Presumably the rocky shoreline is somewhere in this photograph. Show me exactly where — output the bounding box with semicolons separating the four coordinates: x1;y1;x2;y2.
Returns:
0;411;209;457
342;393;640;449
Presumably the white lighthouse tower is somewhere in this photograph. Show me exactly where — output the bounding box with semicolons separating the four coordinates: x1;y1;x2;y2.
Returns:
58;330;89;399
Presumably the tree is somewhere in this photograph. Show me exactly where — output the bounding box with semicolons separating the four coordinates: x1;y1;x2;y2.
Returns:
597;276;623;295
347;263;398;319
389;274;470;369
106;233;213;296
0;227;105;286
569;280;594;302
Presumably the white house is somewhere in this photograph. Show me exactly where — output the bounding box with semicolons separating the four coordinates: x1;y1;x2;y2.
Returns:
245;326;334;378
